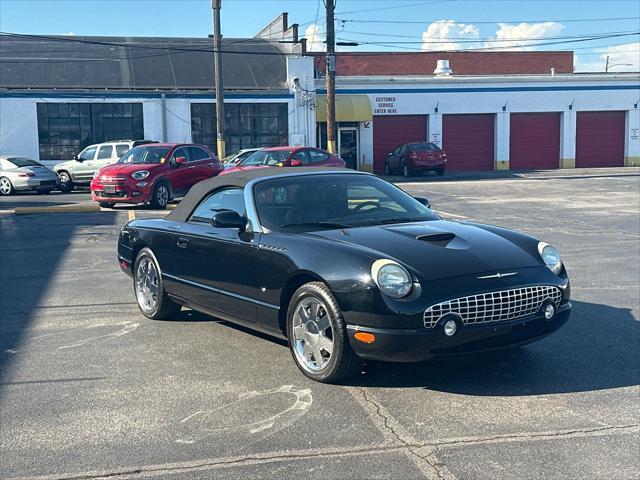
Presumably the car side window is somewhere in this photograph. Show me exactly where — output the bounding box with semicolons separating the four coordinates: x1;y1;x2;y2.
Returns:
97;146;113;160
291;150;311;165
399;145;406;156
171;147;190;162
116;144;130;157
308;150;330;164
189;188;246;223
188;147;210;161
78;147;97;161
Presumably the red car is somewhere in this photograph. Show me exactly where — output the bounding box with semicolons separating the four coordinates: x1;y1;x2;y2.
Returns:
384;142;447;177
91;143;222;209
222;146;345;175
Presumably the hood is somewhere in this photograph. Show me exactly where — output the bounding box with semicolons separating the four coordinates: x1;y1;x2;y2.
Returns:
53;160;76;171
306;220;541;281
97;162;163;176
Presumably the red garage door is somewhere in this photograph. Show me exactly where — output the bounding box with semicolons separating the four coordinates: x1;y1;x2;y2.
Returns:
373;115;427;174
576;111;625;167
510;113;561;170
443;114;494;171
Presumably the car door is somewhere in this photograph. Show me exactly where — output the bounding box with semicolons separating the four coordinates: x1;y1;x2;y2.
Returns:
72;146;97;182
169;187;261;322
187;146;218;185
165;146;193;196
92;145;114;173
287;149;311;166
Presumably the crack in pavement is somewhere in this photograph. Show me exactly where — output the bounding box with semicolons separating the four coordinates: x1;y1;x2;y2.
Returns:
7;424;638;480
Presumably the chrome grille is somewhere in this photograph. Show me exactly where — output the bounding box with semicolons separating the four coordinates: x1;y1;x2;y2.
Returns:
423;286;562;328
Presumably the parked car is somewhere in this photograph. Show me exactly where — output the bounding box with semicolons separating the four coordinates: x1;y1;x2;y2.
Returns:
384;142;447;177
222;148;262;169
54;139;158;192
91;143;222;209
0;155;59;195
117;168;571;383
222;146;345;174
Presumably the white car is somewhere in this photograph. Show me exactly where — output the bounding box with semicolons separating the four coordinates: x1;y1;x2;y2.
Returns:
53;139;157;192
0;156;60;195
222;148;262;169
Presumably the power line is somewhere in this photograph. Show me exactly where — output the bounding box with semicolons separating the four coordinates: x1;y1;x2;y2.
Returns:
337;16;640;25
335;0;453;15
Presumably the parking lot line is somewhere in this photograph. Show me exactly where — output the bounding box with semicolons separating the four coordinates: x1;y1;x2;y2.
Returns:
13;204;101;215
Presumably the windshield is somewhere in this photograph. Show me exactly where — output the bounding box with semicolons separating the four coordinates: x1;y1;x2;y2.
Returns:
409;143;440;152
119;146;171;164
240;150;293;167
7;157;41;168
254;174;439;232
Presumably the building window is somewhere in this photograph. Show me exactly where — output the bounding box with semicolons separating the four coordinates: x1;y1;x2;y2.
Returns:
37;103;144;160
190;103;288;156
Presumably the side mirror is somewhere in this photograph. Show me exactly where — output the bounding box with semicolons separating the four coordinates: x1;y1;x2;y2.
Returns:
290;159;303;167
414;196;431;209
73;154;79;161
175;156;187;165
387;152;393;157
211;210;247;231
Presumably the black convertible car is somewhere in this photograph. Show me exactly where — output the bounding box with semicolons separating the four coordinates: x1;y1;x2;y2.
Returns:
118;168;571;383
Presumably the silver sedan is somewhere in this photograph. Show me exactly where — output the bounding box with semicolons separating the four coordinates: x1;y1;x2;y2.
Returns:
0;156;60;195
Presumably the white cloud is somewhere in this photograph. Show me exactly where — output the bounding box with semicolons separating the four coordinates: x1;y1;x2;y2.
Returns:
421;20;480;51
483;22;564;50
575;42;640;72
304;24;325;52
63;32;75;36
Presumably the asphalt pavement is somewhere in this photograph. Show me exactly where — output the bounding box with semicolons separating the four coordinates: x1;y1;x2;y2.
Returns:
0;170;638;479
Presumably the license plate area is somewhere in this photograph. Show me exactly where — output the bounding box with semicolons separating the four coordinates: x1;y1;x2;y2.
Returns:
104;186;116;194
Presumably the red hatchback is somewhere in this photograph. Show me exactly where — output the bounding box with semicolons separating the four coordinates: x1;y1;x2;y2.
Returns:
222;146;345;175
91;143;222;209
384;142;447;177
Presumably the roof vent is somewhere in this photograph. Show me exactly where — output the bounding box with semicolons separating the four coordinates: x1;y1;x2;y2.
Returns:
434;59;452;76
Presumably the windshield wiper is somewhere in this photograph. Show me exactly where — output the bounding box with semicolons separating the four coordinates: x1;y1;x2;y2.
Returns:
361;217;424;226
280;221;353;229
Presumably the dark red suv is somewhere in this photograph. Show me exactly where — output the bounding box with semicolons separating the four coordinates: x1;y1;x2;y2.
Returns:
91;143;222;209
384;142;447;177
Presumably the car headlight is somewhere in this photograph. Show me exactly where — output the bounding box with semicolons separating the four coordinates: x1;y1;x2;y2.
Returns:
371;259;413;298
131;170;149;180
538;242;563;275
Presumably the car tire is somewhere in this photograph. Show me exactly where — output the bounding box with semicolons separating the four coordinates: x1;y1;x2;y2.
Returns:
150;182;170;209
435;167;445;176
402;163;411;178
99;202;116;208
384;162;391;175
0;177;14;196
133;247;181;320
286;281;361;383
57;171;74;192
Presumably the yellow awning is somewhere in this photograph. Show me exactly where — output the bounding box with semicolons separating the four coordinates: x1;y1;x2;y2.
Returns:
316;94;373;122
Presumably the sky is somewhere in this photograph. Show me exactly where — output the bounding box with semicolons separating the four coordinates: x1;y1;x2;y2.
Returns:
1;0;639;72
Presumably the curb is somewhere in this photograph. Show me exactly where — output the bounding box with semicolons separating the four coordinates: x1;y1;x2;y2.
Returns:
13;204;101;215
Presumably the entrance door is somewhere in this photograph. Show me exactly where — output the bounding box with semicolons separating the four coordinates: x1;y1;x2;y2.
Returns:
338;128;358;170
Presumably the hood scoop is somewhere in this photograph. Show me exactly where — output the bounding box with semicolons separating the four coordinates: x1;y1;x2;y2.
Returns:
416;232;456;247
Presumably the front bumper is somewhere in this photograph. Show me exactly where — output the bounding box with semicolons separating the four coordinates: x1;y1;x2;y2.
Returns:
91;181;153;204
347;303;570;362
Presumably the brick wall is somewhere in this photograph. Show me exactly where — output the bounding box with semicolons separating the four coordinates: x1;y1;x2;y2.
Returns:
312;51;574;76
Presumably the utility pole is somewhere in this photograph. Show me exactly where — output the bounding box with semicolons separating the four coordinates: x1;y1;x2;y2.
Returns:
212;0;225;159
325;0;336;154
605;55;610;72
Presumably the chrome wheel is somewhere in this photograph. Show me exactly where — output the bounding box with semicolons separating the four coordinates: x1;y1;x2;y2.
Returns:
135;256;159;313
292;297;334;373
156;185;169;207
0;177;13;195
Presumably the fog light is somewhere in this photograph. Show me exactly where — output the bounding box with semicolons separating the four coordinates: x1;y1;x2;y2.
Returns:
443;318;457;337
132;191;142;197
136;181;148;187
544;302;556;320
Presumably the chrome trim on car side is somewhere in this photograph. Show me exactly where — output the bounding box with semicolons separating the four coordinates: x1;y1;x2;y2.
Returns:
162;272;280;310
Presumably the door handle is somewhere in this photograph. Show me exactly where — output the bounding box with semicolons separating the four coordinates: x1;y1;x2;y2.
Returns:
176;237;189;248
